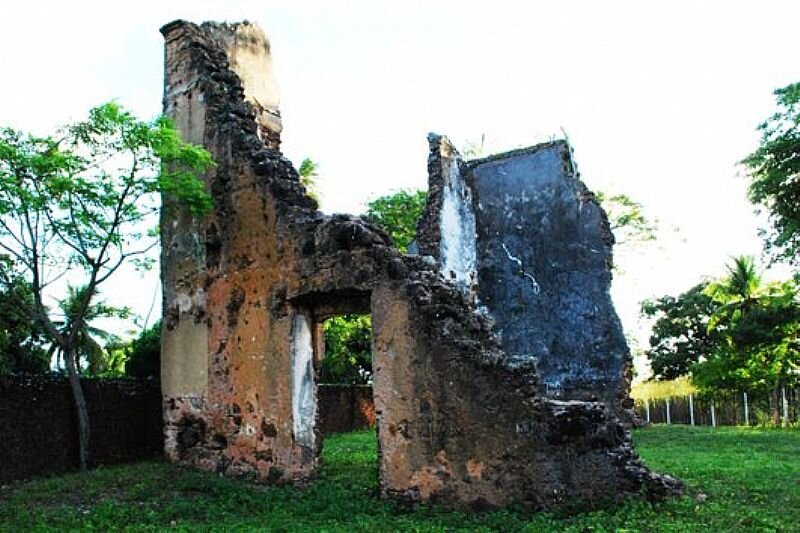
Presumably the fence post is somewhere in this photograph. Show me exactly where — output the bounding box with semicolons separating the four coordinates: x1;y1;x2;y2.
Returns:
711;401;716;428
689;394;695;426
645;398;650;423
743;392;749;426
782;387;789;427
665;398;671;425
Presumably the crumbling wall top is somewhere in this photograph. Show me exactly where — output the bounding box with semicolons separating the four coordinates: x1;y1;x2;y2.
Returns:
161;19;282;149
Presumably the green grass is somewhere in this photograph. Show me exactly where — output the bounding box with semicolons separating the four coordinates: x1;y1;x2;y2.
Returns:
1;426;798;531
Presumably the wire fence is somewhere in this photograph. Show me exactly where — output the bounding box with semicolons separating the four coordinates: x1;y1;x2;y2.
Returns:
633;387;799;427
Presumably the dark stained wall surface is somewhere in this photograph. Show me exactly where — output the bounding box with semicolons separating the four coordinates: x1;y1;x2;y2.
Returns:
0;376;162;482
317;384;375;435
469;143;628;401
0;377;377;483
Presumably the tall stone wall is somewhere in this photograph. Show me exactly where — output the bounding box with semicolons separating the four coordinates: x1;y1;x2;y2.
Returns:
159;19;679;509
160;20;397;483
316;384;375;435
419;136;631;406
0;376;162;482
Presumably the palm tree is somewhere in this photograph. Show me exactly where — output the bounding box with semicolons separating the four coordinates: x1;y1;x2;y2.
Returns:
49;285;125;375
705;255;763;328
711;255;762;299
703;256;794;423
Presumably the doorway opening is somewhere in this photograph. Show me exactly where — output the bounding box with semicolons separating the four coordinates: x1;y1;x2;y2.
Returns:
290;289;378;473
316;313;375;436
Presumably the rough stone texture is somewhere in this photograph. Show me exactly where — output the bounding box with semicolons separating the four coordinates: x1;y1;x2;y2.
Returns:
160;19;680;509
212;22;282;149
419;136;635;410
317;384;375;435
469;142;628;403
0;377;373;483
0;376;162;482
371;271;677;508
415;134;461;262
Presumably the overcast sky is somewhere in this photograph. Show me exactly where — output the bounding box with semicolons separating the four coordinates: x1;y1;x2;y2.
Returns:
1;1;797;370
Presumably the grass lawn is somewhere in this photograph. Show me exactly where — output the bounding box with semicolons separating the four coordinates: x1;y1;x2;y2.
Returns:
1;425;798;531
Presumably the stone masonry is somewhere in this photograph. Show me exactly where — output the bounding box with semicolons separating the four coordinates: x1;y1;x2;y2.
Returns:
160;19;681;509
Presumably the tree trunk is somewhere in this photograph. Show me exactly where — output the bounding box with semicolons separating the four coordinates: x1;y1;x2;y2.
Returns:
772;380;782;427
65;349;91;470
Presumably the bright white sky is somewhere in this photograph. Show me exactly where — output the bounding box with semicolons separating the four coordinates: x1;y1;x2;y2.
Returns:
1;1;797;373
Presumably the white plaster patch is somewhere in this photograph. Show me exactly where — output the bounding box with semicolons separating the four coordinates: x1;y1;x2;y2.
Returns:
439;158;477;288
291;314;316;449
175;289;206;313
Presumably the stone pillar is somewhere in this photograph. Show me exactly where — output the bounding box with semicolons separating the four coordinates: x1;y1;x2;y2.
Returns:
160;21;213;444
160;19;315;482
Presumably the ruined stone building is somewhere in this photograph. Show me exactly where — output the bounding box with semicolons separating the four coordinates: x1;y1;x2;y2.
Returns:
160;19;680;509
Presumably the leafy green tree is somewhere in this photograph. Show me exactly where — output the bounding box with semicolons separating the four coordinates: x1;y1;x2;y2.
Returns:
364;189;427;253
696;257;800;422
320;315;372;385
97;338;129;378
742;82;800;268
641;256;800;424
0;259;49;375
595;191;657;246
298;158;320;203
706;256;763;306
125;320;161;379
641;281;722;380
0;102;213;469
694;282;799;393
48;285;126;376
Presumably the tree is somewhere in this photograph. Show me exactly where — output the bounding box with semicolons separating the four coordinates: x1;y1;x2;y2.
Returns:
0;259;49;375
594;191;657;246
298;157;320;203
364;189;427;253
645;256;800;424
742;82;800;268
696;257;800;422
96;338;129;378
694;281;799;396
48;285;126;376
320;314;372;384
641;281;722;380
0;102;213;469
705;256;763;306
125;320;161;379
